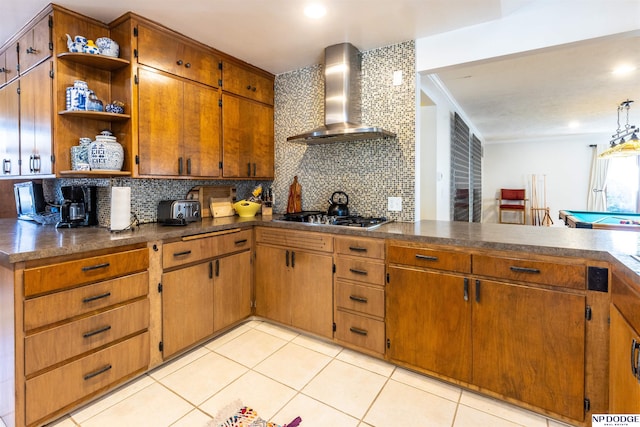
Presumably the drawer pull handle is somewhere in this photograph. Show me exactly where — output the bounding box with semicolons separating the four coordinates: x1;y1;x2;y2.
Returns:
631;339;640;379
349;268;368;275
509;266;541;274
348;246;367;253
84;364;112;381
349;327;368;336
463;278;469;302
173;250;192;257
83;325;112;338
349;295;368;303
235;239;248;245
416;254;438;261
82;262;110;272
82;292;112;303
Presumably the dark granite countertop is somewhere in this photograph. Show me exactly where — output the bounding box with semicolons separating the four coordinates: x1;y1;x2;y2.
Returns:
3;216;640;272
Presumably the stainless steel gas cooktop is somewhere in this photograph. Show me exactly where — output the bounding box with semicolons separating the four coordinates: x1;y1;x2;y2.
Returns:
275;211;392;230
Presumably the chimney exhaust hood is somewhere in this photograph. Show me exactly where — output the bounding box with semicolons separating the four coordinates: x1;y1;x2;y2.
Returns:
287;43;396;144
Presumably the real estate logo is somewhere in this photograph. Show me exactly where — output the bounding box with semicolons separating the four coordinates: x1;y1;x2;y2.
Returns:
592;414;640;427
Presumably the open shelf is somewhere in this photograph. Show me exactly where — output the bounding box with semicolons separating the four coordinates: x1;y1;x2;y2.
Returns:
58;110;131;121
59;170;131;177
57;52;130;70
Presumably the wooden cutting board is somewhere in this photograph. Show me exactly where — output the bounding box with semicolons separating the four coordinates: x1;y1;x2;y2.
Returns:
187;185;236;217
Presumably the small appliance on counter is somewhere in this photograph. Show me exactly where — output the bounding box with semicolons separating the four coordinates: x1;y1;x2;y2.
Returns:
157;200;201;225
14;181;46;221
57;185;97;228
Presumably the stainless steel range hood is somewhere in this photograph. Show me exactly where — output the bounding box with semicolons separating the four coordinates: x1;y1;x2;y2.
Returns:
287;43;396;144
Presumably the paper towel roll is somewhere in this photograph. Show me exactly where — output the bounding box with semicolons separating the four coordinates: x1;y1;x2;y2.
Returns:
110;187;131;231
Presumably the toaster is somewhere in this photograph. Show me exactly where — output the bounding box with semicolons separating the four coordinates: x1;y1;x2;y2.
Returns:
157;200;201;225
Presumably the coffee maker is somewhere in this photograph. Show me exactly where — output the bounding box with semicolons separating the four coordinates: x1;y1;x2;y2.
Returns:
57;185;98;228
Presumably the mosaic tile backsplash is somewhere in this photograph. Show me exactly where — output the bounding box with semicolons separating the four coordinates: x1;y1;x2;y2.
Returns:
274;41;416;221
42;40;415;227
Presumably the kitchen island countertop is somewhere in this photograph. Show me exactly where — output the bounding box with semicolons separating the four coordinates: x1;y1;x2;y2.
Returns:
2;216;640;269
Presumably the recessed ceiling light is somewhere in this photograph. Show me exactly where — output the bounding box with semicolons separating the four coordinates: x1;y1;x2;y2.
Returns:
304;4;326;19
612;64;637;75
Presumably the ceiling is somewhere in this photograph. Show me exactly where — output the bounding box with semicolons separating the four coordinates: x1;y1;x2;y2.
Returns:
2;0;639;144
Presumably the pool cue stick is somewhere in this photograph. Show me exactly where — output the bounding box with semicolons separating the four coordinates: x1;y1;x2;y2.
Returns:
542;174;553;226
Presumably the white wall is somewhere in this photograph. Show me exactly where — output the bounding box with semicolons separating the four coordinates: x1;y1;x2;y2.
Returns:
483;134;605;224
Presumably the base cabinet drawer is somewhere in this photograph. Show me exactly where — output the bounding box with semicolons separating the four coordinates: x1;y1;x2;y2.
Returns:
335;281;384;317
25;298;149;375
335;258;385;285
334;311;385;354
25;332;150;426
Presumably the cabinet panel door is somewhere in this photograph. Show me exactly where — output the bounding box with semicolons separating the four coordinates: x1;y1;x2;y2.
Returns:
138;67;183;176
290;250;333;338
19;62;52;175
162;262;214;358
214;251;252;331
18;15;51;75
222;61;273;105
222;94;274;178
386;266;472;382
610;306;640;413
254;244;290;325
0;80;20;176
183;81;220;177
136;24;182;77
472;279;585;421
1;45;19;85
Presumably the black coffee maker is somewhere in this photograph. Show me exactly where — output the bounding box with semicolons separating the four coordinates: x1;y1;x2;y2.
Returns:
57;185;98;228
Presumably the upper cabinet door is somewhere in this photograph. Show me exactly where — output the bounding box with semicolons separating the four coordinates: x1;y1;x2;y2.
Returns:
0;45;19;86
18;15;52;75
136;23;220;88
221;61;273;105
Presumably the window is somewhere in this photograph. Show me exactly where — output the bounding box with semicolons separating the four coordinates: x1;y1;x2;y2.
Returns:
606;156;640;212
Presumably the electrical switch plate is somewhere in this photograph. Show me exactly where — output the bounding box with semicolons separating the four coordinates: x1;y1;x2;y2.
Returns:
393;70;403;86
388;197;402;212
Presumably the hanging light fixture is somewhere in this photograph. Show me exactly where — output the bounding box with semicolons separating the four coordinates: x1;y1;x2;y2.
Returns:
599;100;640;158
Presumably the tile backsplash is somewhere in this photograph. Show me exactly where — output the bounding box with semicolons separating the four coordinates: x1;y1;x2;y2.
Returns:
273;40;416;221
41;40;415;227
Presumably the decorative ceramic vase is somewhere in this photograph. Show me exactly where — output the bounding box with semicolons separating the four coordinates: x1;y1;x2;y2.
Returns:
95;37;119;57
83;40;99;54
66;34;86;52
105;100;125;114
88;134;124;170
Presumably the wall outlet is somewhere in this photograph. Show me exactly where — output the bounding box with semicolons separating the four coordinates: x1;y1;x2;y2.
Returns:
388;197;402;212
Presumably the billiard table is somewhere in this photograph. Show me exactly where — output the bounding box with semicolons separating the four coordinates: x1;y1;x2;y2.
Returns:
559;210;640;231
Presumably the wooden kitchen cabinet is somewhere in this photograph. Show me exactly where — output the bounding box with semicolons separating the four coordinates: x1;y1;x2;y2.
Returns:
0;79;20;176
334;236;386;355
137;66;220;177
221;93;274;179
18;61;53;176
386;241;592;424
221;60;273;105
17;14;52;76
16;243;150;427
0;44;19;86
161;229;253;358
255;227;333;338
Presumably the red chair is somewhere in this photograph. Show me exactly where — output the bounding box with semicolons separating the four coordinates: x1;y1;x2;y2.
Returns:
498;189;527;224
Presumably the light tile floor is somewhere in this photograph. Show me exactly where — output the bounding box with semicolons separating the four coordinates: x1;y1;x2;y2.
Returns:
47;320;575;427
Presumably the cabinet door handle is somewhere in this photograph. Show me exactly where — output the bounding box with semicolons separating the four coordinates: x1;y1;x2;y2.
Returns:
349;327;368;336
253;163;256;176
178;157;184;175
184;62;191;68
3;159;11;174
631;339;640;378
0;67;6;73
215;259;220;277
176;59;183;65
234;239;248;245
246;85;252;90
83;325;112;338
463;278;469;301
349;295;368;303
348;246;367;253
247;162;251;176
416;254;438;261
82;292;111;303
186;158;192;175
475;279;481;303
349;268;368;275
82;262;110;272
251;86;257;92
173;250;192;257
209;261;213;279
286;250;290;267
26;46;37;54
84;364;112;381
291;251;295;268
509;266;541;274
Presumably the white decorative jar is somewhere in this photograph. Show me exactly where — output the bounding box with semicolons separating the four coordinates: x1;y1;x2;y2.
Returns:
88;134;124;170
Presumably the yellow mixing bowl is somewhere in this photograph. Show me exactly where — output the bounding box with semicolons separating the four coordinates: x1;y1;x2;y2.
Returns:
233;200;262;217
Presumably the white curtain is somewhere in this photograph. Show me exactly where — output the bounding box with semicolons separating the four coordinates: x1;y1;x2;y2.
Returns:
587;144;609;211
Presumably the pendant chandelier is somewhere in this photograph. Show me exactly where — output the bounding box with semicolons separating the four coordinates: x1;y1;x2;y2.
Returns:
598;99;640;159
